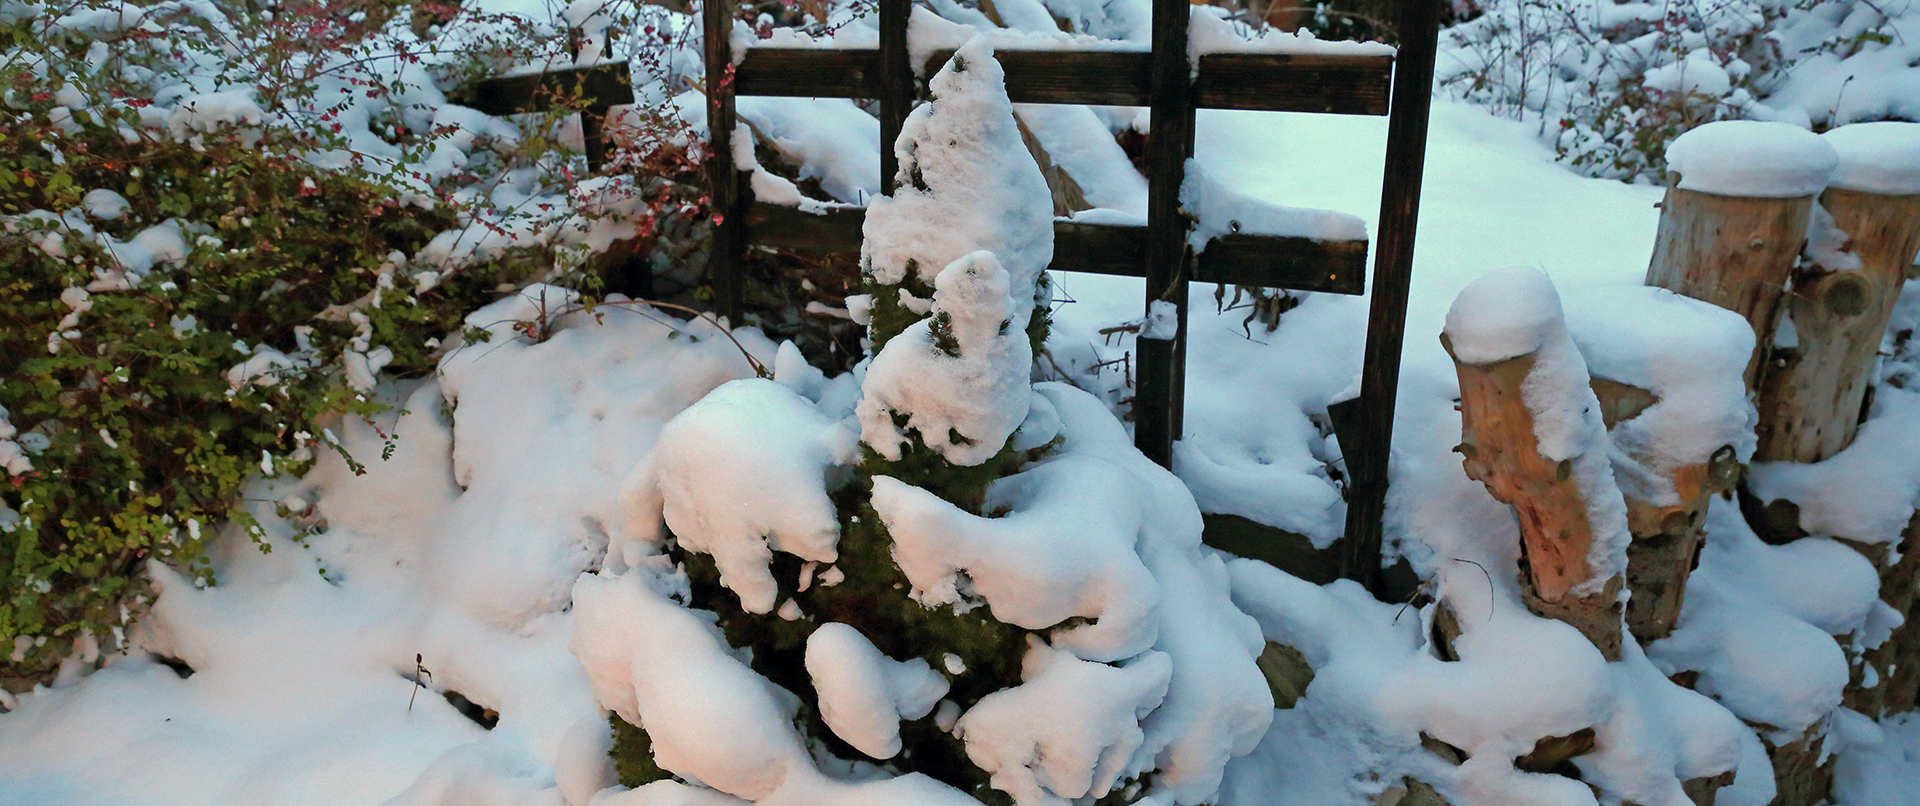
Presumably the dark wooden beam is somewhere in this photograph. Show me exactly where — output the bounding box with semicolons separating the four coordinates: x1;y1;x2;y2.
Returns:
741;202;1366;293
1338;0;1442;594
1136;0;1199;468
705;0;744;322
735;49;882;98
878;0;910;192
1194;53;1392;115
456;64;635;116
462;50;1394;118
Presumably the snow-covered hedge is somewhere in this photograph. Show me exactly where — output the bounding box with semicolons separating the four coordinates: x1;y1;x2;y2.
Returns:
1441;0;1920;180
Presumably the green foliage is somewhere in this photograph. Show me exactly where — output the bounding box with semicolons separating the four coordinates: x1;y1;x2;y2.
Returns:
0;0;592;683
609;713;673;789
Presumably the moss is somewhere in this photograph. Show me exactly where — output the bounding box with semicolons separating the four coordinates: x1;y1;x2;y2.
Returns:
608;714;673;789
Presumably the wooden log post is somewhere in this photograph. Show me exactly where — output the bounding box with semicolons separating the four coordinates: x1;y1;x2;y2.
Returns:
1645;188;1813;387
1442;269;1629;661
1754;188;1920;462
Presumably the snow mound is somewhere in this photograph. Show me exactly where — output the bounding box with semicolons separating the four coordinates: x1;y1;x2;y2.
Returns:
1665;121;1837;198
633;378;858;614
1562;285;1757;505
859;251;1036;466
860;36;1054;340
805;622;949;759
1822;122;1920;196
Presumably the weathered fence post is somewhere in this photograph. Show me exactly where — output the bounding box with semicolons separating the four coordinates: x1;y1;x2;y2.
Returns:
703;0;744;323
1442;268;1628;661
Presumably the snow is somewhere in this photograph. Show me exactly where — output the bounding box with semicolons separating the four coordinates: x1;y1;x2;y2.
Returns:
571;569;807;800
12;1;1920;800
633;378;857;614
859;251;1035;466
1182;159;1369;250
1187;6;1394;61
1823;122;1920;196
859;36;1052;338
1664;121;1839;198
1745;388;1920;546
1648;504;1857;740
804;622;949;760
736;97;883;205
954;642;1172;805
1561;286;1757;505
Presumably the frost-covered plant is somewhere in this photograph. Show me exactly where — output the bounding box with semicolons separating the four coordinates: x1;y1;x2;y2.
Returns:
0;0;709;685
577;38;1273;806
1440;0;1920;180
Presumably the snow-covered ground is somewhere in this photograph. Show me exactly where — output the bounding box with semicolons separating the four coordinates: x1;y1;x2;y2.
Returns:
3;81;1919;806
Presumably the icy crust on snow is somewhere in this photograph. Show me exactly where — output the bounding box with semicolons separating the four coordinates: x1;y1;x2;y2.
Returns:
1746;387;1920;545
1182;159;1368;250
1664;121;1838;198
1444;268;1632;592
861;37;1054;333
860;252;1036;466
1649;501;1897;741
805;622;950;760
1822;122;1920;195
1561;286;1757;506
874;383;1274;806
633;378;859;614
1225;561;1747;806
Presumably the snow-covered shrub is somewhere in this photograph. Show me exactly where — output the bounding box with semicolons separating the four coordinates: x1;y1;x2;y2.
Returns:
576;38;1273;806
0;0;704;685
1441;0;1920;180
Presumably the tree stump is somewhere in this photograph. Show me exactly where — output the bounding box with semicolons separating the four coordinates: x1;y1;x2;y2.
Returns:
1754;190;1920;462
1443;334;1625;661
1645;189;1813;387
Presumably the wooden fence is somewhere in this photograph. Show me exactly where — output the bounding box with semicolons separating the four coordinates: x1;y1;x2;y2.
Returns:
460;0;1443;593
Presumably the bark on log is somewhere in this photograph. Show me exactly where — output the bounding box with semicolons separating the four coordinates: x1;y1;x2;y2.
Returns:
1645;189;1814;387
1588;377;1741;645
1443;334;1625;660
1754;190;1920;462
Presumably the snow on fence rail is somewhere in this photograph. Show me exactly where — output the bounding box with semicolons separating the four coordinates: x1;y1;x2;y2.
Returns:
456;0;1445;595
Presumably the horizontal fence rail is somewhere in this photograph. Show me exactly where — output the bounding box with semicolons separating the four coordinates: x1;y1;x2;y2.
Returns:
459;50;1394;117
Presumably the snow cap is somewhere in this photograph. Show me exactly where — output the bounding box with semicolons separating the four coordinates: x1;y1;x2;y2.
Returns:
1443;266;1566;365
1822;122;1920;195
1665;121;1837;198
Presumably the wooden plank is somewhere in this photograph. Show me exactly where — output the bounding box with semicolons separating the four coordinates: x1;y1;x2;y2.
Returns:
705;0;743;322
1195;234;1366;294
1195;53;1392;115
735;49;881;98
461;50;1391;117
1337;0;1442;594
922;49;1152;107
742;201;866;251
1135;0;1198;469
458;64;634;116
742;202;1365;291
